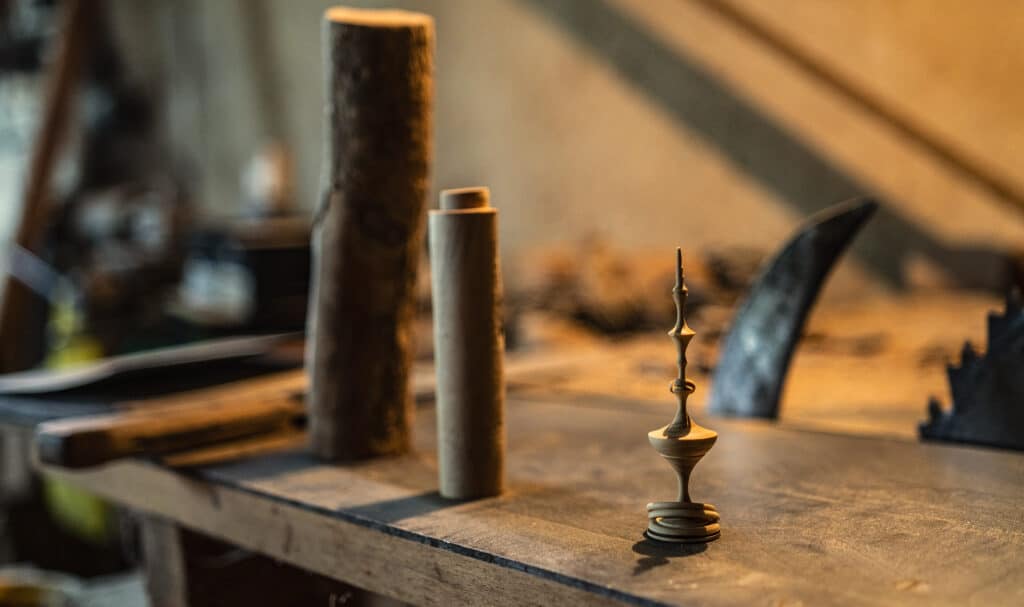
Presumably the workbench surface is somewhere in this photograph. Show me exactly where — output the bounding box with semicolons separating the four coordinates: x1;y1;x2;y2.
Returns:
43;395;1024;607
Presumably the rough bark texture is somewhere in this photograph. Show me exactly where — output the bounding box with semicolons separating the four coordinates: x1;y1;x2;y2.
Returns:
307;8;433;461
429;188;505;498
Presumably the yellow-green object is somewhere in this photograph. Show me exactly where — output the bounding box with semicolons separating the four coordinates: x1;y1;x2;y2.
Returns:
44;283;103;370
42;335;103;370
41;281;113;546
41;478;114;546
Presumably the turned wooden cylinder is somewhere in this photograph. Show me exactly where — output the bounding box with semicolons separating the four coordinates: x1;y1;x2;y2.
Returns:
429;187;505;499
307;7;434;461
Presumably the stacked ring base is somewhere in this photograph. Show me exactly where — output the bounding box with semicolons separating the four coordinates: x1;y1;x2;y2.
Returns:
646;501;721;543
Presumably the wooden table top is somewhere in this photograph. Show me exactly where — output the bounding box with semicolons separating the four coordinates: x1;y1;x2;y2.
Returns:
44;395;1024;607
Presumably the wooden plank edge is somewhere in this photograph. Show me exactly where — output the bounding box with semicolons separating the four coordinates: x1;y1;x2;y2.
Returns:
41;461;665;607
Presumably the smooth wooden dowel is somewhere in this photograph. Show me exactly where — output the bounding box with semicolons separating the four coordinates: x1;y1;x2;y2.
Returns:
307;7;434;461
429;187;505;499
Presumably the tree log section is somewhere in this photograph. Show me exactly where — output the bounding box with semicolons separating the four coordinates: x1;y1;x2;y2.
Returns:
307;8;434;461
429;188;505;499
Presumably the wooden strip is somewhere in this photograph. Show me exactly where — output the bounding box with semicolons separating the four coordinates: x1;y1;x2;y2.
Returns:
46;461;627;607
0;0;93;372
36;396;304;469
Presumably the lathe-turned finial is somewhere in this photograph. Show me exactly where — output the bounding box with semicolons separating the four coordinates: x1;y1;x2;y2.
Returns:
645;248;721;543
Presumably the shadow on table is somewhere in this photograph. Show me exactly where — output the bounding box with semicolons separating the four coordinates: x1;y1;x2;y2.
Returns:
346;491;461;524
631;538;706;575
201;450;318;481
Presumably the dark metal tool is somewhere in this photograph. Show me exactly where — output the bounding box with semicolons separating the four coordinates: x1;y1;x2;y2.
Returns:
920;289;1024;451
708;198;878;418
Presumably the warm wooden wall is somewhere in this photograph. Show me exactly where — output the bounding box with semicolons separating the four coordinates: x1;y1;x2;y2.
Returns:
104;0;1024;291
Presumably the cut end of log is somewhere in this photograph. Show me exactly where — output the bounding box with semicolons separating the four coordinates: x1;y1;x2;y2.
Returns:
325;6;434;29
440;187;490;211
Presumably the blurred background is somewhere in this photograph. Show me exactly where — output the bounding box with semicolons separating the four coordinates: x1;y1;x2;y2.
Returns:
2;0;1023;604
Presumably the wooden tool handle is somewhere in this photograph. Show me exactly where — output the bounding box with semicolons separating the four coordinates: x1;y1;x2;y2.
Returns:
36;397;305;469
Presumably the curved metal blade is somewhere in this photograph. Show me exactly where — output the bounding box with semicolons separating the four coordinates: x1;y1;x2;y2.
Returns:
708;198;878;418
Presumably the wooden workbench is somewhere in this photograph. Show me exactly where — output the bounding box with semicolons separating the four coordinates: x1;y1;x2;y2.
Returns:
42;395;1024;607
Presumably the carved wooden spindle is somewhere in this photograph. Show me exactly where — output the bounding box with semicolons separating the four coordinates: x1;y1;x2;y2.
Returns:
646;248;721;543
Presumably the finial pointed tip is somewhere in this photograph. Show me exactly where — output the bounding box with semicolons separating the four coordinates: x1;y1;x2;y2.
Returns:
674;248;683;288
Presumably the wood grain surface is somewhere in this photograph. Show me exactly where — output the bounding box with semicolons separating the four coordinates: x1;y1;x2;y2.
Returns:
44;396;1024;607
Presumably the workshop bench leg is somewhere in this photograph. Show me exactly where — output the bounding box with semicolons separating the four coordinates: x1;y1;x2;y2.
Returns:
138;515;401;607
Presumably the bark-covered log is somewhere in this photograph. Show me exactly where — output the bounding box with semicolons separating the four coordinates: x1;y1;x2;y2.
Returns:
307;7;434;461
